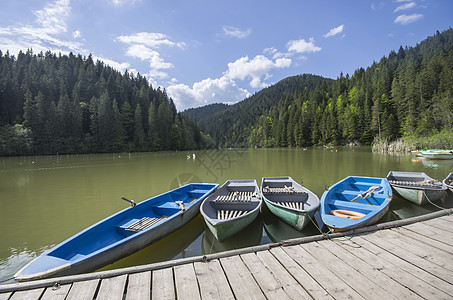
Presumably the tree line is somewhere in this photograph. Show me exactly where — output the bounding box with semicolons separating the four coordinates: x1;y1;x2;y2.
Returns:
197;29;453;148
0;50;210;156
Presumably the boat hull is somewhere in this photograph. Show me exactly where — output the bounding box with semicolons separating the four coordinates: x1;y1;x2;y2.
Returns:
205;209;260;242
443;173;453;193
263;200;316;230
261;176;320;231
386;171;447;206
392;186;446;206
320;176;392;233
200;180;262;242
15;183;218;282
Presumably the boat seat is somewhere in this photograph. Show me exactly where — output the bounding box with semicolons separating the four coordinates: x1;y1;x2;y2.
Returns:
329;200;375;212
263;187;306;194
214;191;258;204
276;201;304;210
116;216;166;236
217;210;248;220
387;180;440;187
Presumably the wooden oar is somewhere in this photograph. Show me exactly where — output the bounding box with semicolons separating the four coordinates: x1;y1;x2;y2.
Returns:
351;186;379;202
175;201;185;211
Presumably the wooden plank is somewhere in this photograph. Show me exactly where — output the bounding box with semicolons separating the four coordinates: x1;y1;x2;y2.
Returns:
395;227;453;254
151;268;175;300
193;260;234;300
351;235;453;298
0;293;11;300
219;255;265;300
439;215;453;223
96;275;128;300
282;244;364;300
126;271;151;300
174;264;200;300
301;241;389;299
255;250;312;299
423;217;453;233
269;247;333;299
362;230;453;284
65;279;99;300
240;252;291;299
40;284;72;300
404;221;453;245
318;239;420;299
381;228;453;271
9;288;44;300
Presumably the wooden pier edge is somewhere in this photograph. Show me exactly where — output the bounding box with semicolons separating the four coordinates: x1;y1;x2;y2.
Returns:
1;207;452;293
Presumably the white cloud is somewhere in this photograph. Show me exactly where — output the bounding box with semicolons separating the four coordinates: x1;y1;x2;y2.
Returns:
0;0;88;56
167;76;250;111
117;32;186;49
111;0;141;6
324;25;344;38
117;32;186;79
287;38;321;53
72;30;81;39
34;0;71;35
394;2;416;12
93;55;131;73
394;13;423;25
226;55;292;88
221;26;251;39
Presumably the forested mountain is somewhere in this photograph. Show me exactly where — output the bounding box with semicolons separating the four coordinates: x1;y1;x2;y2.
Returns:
199;29;453;148
197;74;332;147
183;103;230;122
0;51;208;156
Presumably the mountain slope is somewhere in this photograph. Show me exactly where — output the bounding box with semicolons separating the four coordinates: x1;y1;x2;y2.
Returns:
197;74;332;147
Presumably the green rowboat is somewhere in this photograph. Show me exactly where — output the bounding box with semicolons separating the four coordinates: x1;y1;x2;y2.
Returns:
386;171;447;206
261;177;320;231
200;180;262;242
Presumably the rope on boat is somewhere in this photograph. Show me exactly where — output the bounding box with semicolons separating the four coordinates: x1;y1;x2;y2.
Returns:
424;191;452;215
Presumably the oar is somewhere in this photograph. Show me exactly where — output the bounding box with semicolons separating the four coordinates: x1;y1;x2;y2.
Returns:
121;196;136;207
175;201;185;211
351;186;379;202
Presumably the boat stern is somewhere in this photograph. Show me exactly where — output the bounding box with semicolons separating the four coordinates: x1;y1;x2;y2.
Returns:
14;255;71;282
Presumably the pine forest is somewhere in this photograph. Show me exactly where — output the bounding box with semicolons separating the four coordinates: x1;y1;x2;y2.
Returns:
1;29;453;156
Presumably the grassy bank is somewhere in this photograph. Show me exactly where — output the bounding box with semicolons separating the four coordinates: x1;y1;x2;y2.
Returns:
372;129;453;152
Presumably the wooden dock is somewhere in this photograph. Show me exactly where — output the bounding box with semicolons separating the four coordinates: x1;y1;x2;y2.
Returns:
1;209;453;299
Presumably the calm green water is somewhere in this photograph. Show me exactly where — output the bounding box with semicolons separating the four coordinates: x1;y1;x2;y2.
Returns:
1;147;452;284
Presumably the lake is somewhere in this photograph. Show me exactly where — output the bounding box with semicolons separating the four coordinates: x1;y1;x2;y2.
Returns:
1;147;452;284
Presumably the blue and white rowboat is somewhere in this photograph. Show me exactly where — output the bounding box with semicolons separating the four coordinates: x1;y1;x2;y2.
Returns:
14;183;218;282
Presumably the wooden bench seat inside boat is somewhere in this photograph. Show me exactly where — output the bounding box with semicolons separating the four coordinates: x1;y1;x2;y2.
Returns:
213;191;257;203
116;216;166;236
275;201;304;210
263;187;306;194
216;209;249;220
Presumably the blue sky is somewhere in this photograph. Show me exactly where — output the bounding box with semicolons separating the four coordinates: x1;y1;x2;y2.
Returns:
0;0;451;111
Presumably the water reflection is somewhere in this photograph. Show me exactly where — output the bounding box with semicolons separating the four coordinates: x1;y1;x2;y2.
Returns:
1;148;453;285
201;215;265;255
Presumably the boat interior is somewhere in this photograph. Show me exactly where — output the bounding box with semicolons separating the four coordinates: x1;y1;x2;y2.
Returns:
48;184;215;262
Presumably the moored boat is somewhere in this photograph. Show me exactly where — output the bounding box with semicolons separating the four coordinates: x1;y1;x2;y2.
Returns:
442;172;453;192
14;183;218;282
386;171;447;205
200;180;262;242
421;149;453;160
261;176;319;231
320;176;392;232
